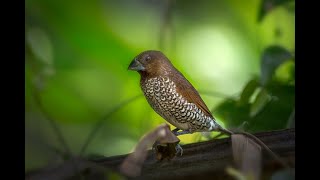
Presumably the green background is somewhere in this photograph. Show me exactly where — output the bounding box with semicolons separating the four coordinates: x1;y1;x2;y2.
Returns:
25;0;295;172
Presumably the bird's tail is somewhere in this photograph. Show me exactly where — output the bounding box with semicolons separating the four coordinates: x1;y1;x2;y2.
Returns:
213;121;291;170
217;126;234;135
211;118;234;135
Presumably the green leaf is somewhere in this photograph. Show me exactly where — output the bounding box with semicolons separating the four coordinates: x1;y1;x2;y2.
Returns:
250;89;271;117
257;0;294;22
26;27;53;66
213;80;294;133
214;99;250;130
238;79;259;105
274;60;295;84
260;46;293;85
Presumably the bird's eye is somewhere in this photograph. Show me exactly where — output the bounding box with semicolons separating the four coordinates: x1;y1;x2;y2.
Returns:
146;56;151;61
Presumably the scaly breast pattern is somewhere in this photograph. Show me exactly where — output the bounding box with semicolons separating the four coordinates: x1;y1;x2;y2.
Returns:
141;76;215;132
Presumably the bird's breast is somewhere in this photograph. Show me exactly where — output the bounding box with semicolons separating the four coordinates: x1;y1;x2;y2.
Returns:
140;76;215;131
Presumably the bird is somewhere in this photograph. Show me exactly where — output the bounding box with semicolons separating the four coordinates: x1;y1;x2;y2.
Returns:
128;50;232;137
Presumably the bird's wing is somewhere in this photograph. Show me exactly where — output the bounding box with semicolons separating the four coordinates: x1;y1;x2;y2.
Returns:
171;71;214;119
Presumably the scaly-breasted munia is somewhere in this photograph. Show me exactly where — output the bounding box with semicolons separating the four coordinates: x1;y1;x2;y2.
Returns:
128;50;229;136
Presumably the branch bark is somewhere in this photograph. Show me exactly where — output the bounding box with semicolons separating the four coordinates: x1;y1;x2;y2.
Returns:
26;128;295;180
95;128;295;180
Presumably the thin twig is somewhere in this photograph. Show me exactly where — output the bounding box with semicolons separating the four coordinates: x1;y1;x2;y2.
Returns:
33;92;71;155
30;84;85;178
27;52;70;154
79;95;142;155
26;47;84;177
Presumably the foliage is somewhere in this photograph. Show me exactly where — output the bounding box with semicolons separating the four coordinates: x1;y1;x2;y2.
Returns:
25;0;295;174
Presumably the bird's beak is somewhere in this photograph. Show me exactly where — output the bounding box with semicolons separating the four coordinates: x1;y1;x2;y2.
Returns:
128;58;145;71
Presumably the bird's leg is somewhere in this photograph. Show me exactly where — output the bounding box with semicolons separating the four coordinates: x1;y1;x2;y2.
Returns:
171;128;193;136
175;144;183;156
171;128;192;156
171;128;180;135
153;128;191;156
152;141;158;152
174;129;193;136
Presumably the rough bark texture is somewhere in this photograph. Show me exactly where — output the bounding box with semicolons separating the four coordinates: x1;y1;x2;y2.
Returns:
95;128;295;180
26;129;295;180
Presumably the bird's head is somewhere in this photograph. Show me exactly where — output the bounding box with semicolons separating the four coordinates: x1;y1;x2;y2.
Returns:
128;50;173;77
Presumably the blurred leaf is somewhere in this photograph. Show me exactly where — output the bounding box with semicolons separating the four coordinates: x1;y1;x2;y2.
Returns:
258;0;294;22
26;27;53;66
214;99;250;130
261;45;293;85
26;27;56;91
238;79;259;106
274;60;295;84
251;81;294;130
250;88;271;117
214;80;294;132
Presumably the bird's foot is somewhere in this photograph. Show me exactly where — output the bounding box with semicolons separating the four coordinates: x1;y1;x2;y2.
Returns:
175;144;183;156
172;128;180;134
152;140;159;153
152;141;183;159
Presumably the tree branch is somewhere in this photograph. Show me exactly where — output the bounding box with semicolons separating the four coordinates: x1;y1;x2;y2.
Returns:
26;129;295;180
95;128;295;180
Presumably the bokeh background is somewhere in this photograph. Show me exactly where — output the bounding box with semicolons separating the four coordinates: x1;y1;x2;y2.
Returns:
25;0;295;173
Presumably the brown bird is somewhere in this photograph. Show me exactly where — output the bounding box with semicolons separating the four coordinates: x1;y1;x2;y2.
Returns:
128;50;231;136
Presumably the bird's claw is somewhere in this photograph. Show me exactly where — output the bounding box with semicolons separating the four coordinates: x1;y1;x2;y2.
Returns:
152;141;183;157
175;144;183;156
152;141;159;153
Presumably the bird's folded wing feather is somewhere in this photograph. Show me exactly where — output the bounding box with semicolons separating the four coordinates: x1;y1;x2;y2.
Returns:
171;71;214;119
